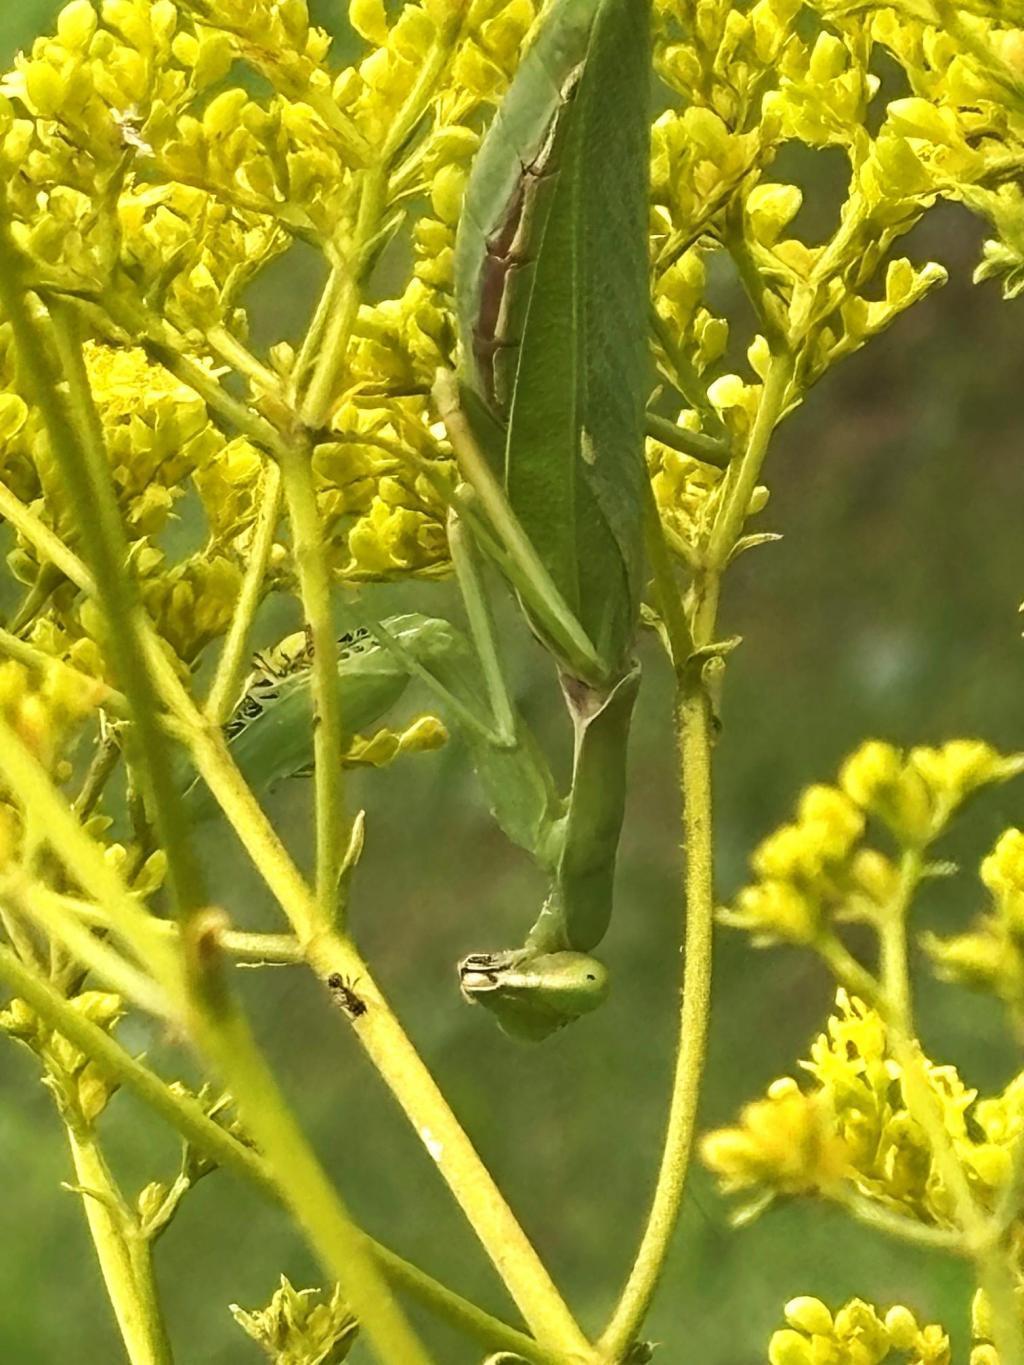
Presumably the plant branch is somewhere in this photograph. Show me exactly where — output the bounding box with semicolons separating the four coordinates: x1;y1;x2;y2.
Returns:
601;344;795;1358
305;929;595;1362
598;672;715;1360
0;478;95;596
0;942;570;1365
274;437;349;925
204;461;283;725
66;1126;174;1365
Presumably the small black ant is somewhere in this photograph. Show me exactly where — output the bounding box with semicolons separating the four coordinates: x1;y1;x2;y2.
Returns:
327;972;367;1018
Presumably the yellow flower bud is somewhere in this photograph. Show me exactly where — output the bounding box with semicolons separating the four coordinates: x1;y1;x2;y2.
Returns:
745;182;803;246
57;0;99;50
430;163;466;227
768;1330;813;1365
783;1297;832;1336
349;0;388;46
884;1304;918;1350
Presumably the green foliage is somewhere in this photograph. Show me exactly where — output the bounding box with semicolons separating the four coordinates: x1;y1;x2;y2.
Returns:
2;0;1024;1363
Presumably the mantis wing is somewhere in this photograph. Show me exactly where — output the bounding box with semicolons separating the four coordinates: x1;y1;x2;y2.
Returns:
455;0;653;681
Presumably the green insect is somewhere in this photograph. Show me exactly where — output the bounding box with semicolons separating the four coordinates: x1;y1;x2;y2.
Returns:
446;0;652;1039
182;614;459;821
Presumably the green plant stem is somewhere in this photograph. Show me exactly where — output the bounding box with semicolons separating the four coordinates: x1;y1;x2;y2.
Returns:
644;412;730;470
879;848;920;1026
32;289;204;922
3;878;169;1017
835;1188;963;1252
599;674;714;1361
295;5;464;425
600;348;794;1359
66;1128;174;1365
0;477;96;595
0;717;178;986
0;942;567;1365
204;460;283;725
185;978;437;1365
305;928;595;1362
274;437;348;924
298;167;386;428
0;624;130;716
705;354;794;574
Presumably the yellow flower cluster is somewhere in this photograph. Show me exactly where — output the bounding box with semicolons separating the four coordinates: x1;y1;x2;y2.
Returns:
0;989;125;1131
0;655;106;775
0;0;544;669
647;0;1024;560
703;990;1024;1230
720;740;1022;947
768;1296;950;1365
924;829;1024;1034
1;0;1022;638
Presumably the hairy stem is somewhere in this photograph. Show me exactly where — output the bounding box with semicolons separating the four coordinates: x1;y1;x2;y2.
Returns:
598;676;715;1360
66;1128;173;1365
601;349;793;1358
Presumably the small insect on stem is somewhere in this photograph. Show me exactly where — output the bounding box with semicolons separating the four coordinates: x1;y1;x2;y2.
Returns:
327;972;367;1018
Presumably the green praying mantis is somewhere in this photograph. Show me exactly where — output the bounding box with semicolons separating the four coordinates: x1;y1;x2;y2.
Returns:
179;0;656;1039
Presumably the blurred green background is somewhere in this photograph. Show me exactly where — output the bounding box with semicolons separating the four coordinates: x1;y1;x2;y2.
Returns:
3;4;1024;1361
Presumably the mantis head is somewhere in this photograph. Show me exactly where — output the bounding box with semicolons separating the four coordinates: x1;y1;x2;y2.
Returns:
458;948;609;1041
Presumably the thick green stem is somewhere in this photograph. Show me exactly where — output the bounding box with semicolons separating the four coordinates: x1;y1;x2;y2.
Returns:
66;1128;173;1365
600;348;794;1359
23;285;204;923
0;943;566;1365
306;930;595;1362
297;167;386;428
598;678;715;1360
186;980;436;1365
0;478;95;594
275;438;348;924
